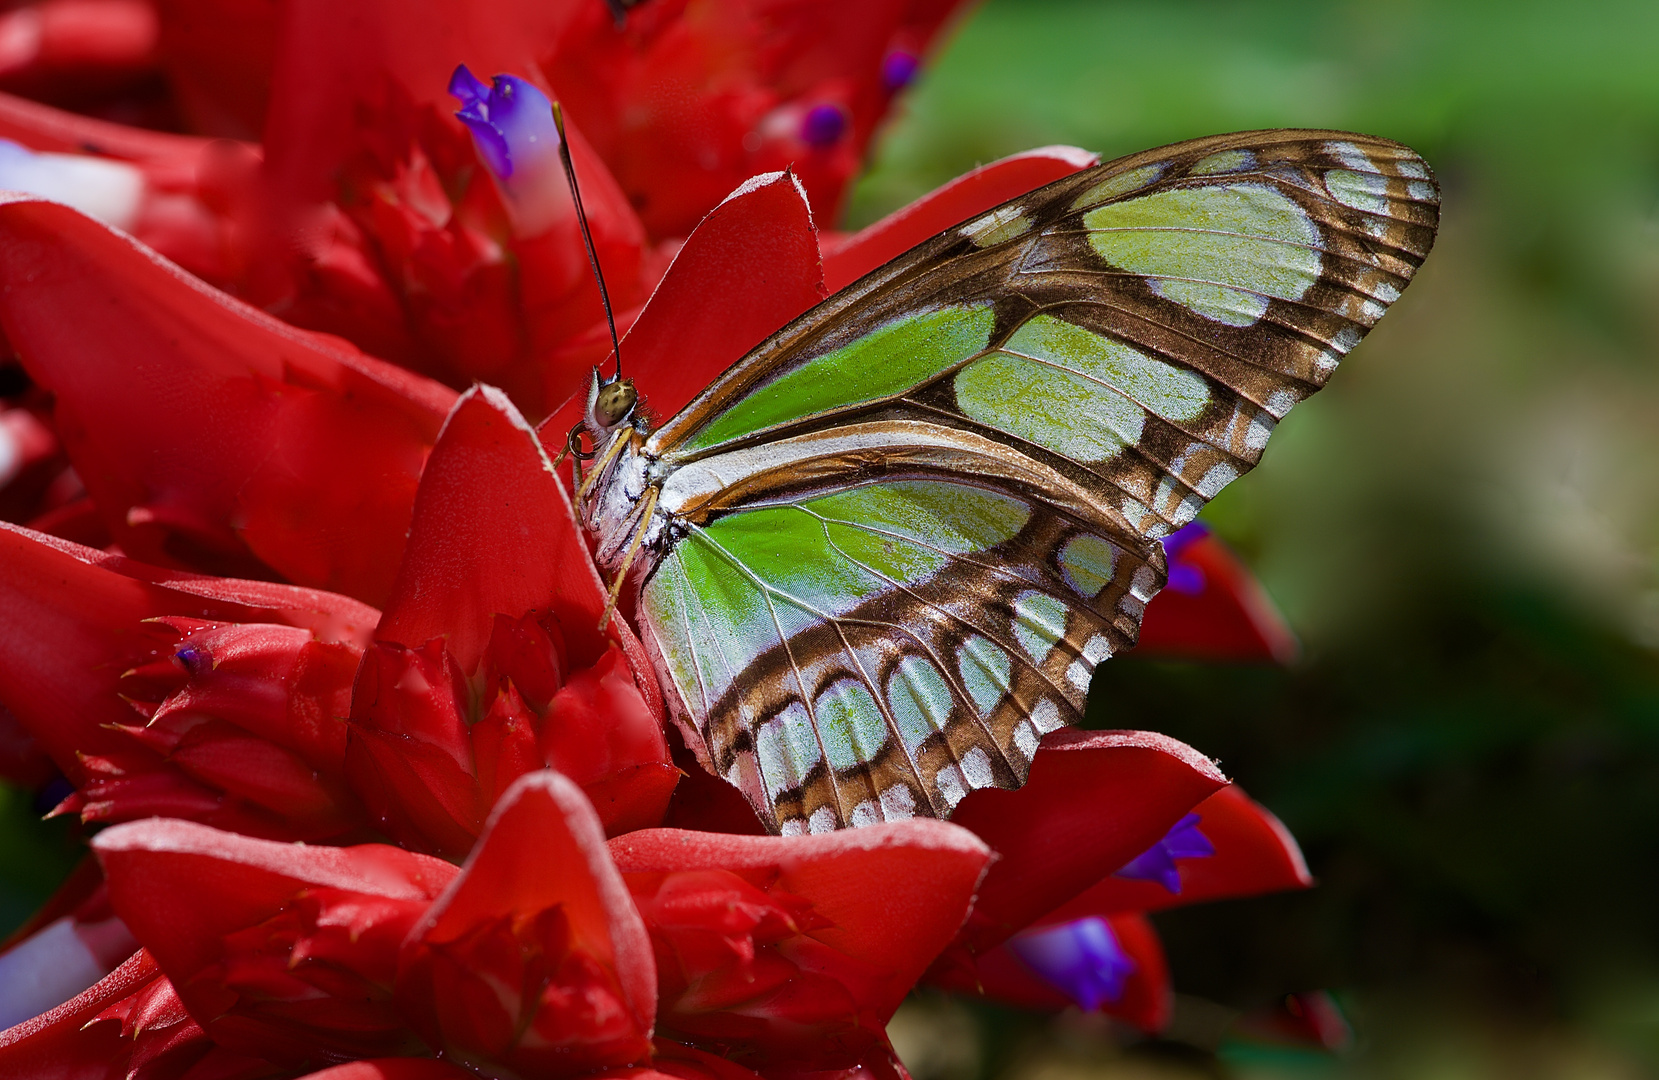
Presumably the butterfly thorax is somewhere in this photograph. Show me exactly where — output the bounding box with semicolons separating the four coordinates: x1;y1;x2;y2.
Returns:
575;371;672;587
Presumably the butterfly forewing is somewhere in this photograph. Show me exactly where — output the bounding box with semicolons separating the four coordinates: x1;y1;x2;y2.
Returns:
634;130;1439;833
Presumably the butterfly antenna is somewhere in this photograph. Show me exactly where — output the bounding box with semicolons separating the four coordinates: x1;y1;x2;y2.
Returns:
551;100;624;381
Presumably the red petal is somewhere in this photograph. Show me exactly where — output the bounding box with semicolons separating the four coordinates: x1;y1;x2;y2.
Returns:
0;198;455;605
0;87;207;161
540;647;675;834
0;950;165;1079
1033;786;1313;919
296;1062;476;1080
0;523;263;784
1133;531;1299;664
152;0;280;139
610;819;991;1029
821;146;1098;292
260;0;585;206
94;820;455;1063
545;0;977;238
376;385;609;674
398;772;656;1076
946;730;1227;955
966;912;1171;1033
95;819;455;978
541;170;825;447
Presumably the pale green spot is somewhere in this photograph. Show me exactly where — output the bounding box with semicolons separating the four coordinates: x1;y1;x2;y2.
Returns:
953;315;1210;464
1059;533;1117;598
805;480;1030;559
1082;183;1322;327
1325;169;1391;214
1189;149;1254;176
685;304;996;451
958;635;1012;714
816;679;888;773
1071;164;1164;211
1013;590;1070;664
757;703;820;798
888;656;952;754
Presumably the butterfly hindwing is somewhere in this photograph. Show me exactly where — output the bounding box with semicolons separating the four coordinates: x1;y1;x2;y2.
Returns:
637;478;1156;833
634;130;1439;832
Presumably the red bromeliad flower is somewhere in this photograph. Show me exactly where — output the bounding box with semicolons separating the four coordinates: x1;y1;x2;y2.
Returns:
0;5;1318;1072
0;0;977;417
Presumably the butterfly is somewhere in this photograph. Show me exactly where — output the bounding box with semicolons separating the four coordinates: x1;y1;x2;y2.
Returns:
570;129;1439;835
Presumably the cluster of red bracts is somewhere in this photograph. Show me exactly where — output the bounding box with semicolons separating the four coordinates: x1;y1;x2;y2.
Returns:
0;1;1316;1076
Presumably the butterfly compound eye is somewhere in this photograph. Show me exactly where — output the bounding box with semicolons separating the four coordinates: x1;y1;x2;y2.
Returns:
594;378;638;427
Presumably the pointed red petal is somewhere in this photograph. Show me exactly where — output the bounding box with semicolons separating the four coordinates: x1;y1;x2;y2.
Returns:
0;523;263;783
0;197;455;605
1133;531;1300;664
821;146;1098;292
94;819;455;981
946;730;1227;955
1033;786;1313;919
0;950;165;1079
542;170;825;441
399;772;656;1074
610;819;991;1027
376;385;609;674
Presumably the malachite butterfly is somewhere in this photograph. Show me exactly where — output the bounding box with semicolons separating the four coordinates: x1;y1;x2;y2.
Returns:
572;130;1439;835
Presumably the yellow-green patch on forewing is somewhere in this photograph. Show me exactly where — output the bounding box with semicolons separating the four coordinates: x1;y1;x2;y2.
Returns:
954;314;1212;463
1082;183;1322;327
620;130;1440;835
679;304;997;453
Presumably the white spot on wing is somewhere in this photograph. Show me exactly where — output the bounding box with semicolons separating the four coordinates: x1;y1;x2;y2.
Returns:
808;806;838;834
879;784;917;821
1014;720;1039;760
1198;463;1238;498
961;747;994;789
1031;698;1065;733
936;764;967;809
960;204;1030;247
850;800;880;828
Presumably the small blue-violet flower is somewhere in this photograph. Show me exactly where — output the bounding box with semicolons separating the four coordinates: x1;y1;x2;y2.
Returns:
881;49;920;93
1113;812;1216;893
449;65;566;236
799;103;848;149
1161;521;1210;595
1009;916;1137;1010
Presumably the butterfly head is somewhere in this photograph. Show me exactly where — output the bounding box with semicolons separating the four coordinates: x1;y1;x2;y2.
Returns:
586;369;639;434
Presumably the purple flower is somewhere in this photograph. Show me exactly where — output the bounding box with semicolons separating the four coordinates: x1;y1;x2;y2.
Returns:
881;49;920;92
449;65;560;179
1114;812;1216;893
1009;917;1137;1010
1162;521;1211;595
800;103;848;148
448;65;569;237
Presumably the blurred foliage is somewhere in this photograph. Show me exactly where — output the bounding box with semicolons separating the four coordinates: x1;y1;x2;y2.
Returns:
857;0;1659;1077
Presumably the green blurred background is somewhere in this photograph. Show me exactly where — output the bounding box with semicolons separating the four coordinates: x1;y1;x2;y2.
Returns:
855;1;1659;1078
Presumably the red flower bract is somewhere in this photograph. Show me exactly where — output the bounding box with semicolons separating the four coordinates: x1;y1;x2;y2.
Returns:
0;9;1324;1066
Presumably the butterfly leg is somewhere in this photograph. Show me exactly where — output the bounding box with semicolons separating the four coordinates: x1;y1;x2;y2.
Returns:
576;424;635;503
599;481;660;631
